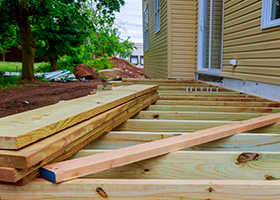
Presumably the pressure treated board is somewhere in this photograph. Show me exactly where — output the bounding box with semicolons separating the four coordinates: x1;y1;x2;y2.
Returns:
114;119;280;133
155;100;280;107
0;92;158;169
40;112;280;183
146;105;280;113
158;96;266;102
0;85;158;149
85;132;280;152
69;150;280;180
132;111;268;121
0;93;159;183
3;179;280;199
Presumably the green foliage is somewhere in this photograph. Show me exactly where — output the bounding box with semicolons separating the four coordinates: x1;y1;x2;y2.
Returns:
89;26;137;58
87;55;115;71
0;75;21;89
0;62;41;72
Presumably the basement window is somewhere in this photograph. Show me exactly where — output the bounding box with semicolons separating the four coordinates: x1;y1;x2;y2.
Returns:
144;5;149;51
261;0;280;29
154;0;160;33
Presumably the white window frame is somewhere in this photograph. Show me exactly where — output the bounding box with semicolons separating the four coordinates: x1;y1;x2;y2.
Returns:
261;0;280;29
144;5;149;51
154;0;160;33
197;0;224;76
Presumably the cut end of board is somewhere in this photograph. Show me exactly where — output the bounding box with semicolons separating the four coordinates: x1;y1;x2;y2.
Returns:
40;167;57;183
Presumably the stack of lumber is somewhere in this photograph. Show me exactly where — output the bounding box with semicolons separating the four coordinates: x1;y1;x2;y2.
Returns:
0;84;158;185
1;79;280;200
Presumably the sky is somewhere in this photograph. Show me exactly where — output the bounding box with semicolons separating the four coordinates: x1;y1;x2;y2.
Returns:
114;0;143;44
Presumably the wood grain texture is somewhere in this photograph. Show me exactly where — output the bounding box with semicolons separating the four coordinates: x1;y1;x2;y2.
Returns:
146;105;280;113
114;119;280;133
0;85;158;149
0;91;158;169
2;178;280;200
70;150;280;180
133;111;268;121
41;112;280;183
85;132;280;152
155;100;280;107
0;93;159;183
158;96;266;102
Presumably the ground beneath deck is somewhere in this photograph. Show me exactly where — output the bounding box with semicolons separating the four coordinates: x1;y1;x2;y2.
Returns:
0;80;103;118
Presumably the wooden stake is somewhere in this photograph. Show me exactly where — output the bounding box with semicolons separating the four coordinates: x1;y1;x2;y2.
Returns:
41;112;280;183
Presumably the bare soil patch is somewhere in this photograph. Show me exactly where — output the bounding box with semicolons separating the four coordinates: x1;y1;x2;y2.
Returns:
0;80;101;118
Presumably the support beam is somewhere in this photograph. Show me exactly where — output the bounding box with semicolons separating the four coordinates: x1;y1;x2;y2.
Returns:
2;178;280;199
41;112;280;183
155;100;280;107
114;119;280;133
145;105;280;113
133;111;268;121
85;132;280;152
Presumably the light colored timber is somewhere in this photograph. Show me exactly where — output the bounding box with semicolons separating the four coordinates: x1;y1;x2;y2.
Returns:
157;85;231;91
114;119;280;133
2;179;280;200
0;93;159;183
41;112;280;183
133;111;268;121
85;132;280;152
158;92;248;96
69;150;280;180
0;91;158;169
0;85;158;150
122;78;198;83
158;96;266;102
145;105;280;113
155;100;280;107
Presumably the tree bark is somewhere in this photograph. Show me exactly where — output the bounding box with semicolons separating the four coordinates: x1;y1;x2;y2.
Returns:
50;56;58;71
14;1;36;81
2;52;6;62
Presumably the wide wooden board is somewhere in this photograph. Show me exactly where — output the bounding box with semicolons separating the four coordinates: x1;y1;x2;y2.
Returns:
0;85;158;149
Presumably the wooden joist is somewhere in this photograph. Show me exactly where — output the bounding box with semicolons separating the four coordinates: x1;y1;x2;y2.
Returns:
0;91;159;183
155;100;280;107
85;132;280;152
40;112;280;183
146;105;280;113
3;178;280;200
0;85;157;150
114;119;280;133
133;111;268;121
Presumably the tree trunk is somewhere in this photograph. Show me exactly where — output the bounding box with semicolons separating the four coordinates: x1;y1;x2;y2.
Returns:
2;52;5;62
14;2;36;81
50;56;58;71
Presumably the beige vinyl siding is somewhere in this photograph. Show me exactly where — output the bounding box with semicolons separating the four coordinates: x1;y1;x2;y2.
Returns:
169;0;196;79
221;0;280;85
143;0;168;79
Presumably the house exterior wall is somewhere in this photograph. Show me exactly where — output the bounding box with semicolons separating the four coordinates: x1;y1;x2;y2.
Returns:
221;0;280;85
143;0;168;79
168;0;196;79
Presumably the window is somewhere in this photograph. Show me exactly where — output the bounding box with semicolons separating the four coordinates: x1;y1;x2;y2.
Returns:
144;5;149;51
261;0;280;29
140;56;144;65
130;56;138;65
154;0;160;33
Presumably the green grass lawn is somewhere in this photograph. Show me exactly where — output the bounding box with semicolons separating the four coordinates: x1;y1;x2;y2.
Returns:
0;62;42;72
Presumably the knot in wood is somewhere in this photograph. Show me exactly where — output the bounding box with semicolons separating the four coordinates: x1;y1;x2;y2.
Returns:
96;187;108;198
236;153;260;164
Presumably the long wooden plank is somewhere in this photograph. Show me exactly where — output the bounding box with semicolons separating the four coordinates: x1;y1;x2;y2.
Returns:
114;119;280;133
40;112;280;183
133;111;268;121
0;91;157;169
145;105;280;113
69;150;280;180
155;100;280;107
5;179;280;200
0;85;158;149
0;93;159;183
85;132;280;152
159;96;266;102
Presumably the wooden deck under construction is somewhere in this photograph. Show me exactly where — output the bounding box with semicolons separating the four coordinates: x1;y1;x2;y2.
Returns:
1;79;280;199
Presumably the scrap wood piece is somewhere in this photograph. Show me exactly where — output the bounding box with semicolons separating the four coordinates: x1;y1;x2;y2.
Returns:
0;91;158;169
0;84;157;150
0;93;158;184
40;112;280;183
